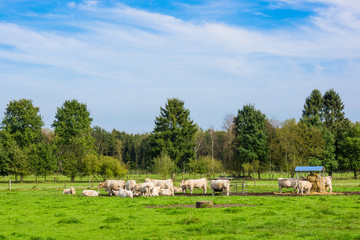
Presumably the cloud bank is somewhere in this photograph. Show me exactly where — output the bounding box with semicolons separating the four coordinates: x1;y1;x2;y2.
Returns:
0;0;359;133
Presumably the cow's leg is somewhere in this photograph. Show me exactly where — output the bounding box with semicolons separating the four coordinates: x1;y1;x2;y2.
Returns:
212;189;215;196
190;186;193;194
279;186;282;193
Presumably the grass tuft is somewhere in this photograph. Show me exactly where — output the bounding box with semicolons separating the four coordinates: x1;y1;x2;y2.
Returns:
103;216;124;223
57;217;81;224
181;215;201;225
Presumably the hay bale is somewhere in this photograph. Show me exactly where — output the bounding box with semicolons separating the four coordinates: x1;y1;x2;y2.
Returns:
306;173;321;193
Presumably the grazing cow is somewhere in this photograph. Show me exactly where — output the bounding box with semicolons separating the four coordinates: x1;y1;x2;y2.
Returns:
63;187;76;195
125;180;137;191
278;178;297;193
115;188;134;198
98;180;125;196
159;189;174;196
180;178;207;194
324;176;333;193
209;180;230;196
145;178;174;193
297;180;312;195
135;182;155;197
81;190;99;197
173;187;182;193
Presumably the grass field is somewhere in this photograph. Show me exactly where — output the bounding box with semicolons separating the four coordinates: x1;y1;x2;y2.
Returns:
0;174;359;239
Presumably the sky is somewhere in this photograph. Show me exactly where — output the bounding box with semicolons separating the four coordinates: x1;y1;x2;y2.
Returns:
0;0;359;133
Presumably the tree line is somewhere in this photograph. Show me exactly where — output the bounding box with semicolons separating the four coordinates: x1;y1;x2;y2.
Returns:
0;89;359;182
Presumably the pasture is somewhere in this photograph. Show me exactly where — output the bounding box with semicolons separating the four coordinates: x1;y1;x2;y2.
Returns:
0;175;359;239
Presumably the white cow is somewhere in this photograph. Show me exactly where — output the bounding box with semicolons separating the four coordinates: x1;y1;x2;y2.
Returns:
81;190;99;197
159;188;174;196
297;180;312;195
135;182;155;197
324;176;333;193
209;180;230;196
125;180;137;191
278;178;297;193
115;188;134;198
150;186;161;196
180;178;207;194
98;180;125;196
145;178;174;193
63;187;76;195
173;187;182;193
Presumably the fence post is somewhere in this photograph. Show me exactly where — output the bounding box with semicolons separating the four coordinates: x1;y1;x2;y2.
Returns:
89;178;91;189
9;179;11;191
242;182;244;194
235;182;238;193
64;181;66;189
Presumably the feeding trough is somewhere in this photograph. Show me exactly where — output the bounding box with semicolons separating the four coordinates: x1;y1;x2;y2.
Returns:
295;166;326;193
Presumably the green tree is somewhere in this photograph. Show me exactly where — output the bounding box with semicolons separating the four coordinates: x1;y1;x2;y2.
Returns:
233;104;268;178
321;127;337;174
52;99;95;182
323;89;346;132
28;142;56;181
301;89;323;126
1;99;44;148
343;123;360;179
98;155;128;181
149;98;197;171
0;99;44;182
152;152;176;179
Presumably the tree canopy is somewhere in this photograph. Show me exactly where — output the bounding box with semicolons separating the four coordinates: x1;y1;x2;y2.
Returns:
149;98;197;171
233;104;268;176
52;99;95;181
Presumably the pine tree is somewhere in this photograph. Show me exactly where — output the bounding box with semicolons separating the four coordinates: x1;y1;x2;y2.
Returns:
301;89;323;126
149;98;197;171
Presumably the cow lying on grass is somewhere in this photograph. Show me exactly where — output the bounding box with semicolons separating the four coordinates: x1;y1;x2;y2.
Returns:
81;190;99;197
115;189;133;198
63;187;76;195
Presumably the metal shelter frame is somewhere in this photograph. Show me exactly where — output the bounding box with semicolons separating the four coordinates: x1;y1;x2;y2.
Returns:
295;166;326;192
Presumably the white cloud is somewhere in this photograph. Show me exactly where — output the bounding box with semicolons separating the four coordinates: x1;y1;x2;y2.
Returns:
0;2;359;132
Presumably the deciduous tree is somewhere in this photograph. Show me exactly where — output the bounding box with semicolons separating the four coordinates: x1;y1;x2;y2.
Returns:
52;99;95;182
233;104;268;178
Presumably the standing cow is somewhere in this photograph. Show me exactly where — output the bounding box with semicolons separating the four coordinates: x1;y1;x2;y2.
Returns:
209;180;230;196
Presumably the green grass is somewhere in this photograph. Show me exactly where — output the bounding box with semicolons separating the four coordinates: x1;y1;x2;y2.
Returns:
0;188;360;239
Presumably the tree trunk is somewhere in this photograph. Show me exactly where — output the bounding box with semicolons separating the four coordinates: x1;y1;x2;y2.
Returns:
258;171;261;180
71;176;75;182
354;169;357;179
20;175;24;183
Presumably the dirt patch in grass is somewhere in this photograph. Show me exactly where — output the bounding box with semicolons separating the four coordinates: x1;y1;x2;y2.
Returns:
147;203;257;208
100;192;360;198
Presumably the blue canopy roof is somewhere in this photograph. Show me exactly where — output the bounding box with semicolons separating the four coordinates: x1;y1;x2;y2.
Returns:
295;166;325;172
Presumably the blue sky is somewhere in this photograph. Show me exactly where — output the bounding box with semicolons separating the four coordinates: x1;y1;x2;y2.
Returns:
0;0;359;133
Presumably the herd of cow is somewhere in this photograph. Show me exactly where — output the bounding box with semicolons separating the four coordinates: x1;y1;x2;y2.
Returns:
63;178;231;198
63;175;334;197
278;176;333;194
